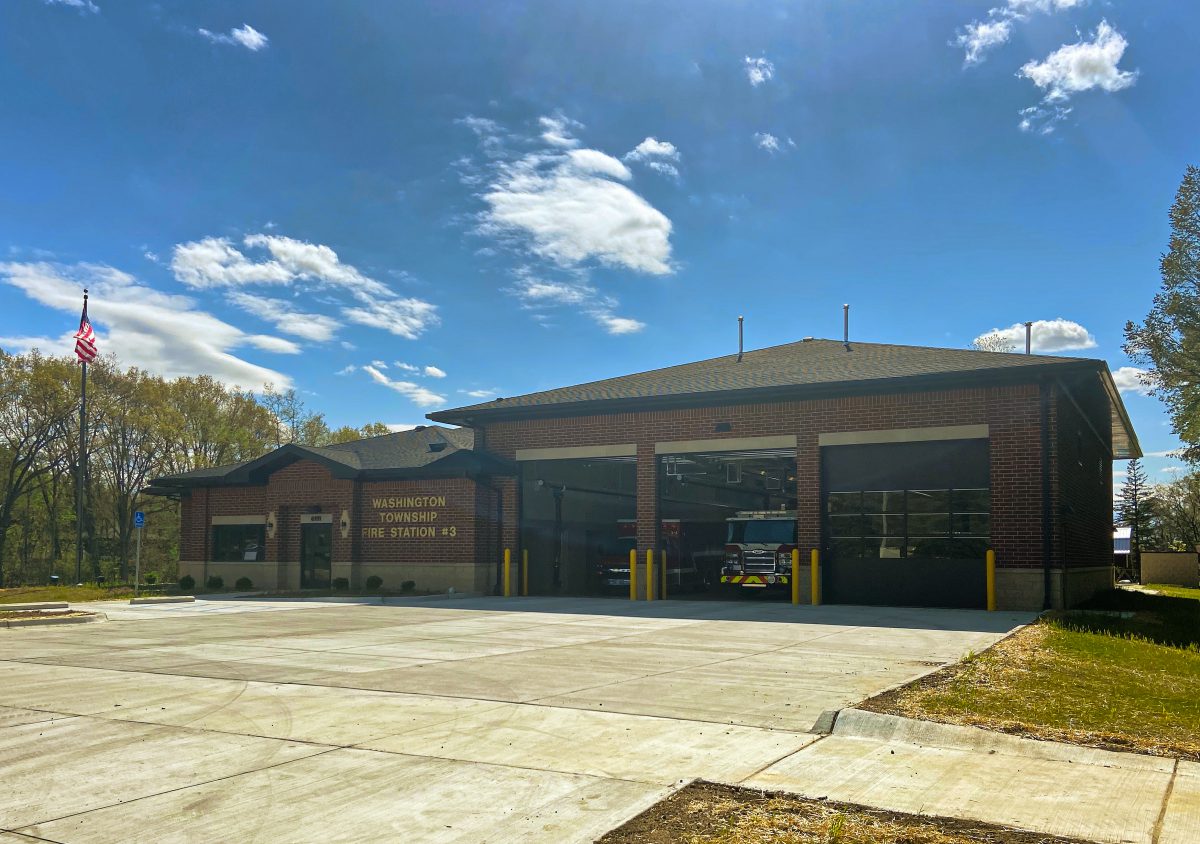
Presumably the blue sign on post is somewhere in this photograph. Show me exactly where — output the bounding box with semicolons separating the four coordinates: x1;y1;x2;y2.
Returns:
134;511;145;529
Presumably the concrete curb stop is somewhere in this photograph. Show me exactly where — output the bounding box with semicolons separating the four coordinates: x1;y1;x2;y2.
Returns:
2;612;106;629
129;595;196;605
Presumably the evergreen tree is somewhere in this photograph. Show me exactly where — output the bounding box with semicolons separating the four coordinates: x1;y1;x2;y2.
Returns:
1117;459;1152;578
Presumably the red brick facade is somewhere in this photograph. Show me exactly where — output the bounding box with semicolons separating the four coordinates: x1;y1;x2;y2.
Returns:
180;377;1116;608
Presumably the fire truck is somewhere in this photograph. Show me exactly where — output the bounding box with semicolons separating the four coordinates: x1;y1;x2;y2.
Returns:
721;510;797;590
596;519;721;592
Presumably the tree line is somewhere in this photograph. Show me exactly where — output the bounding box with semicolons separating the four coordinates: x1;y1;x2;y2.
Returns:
0;349;387;587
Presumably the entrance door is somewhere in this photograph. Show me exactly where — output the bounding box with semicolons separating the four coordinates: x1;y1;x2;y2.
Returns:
300;523;332;589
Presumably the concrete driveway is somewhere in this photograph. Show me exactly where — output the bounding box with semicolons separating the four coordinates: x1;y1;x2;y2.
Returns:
0;596;1029;843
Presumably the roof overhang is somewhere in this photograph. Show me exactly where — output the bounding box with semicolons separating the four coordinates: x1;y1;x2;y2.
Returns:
1097;364;1142;459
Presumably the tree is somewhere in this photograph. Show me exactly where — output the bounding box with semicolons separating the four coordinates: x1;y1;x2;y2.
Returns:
0;351;77;585
260;385;318;447
1153;472;1200;551
1117;459;1154;577
971;333;1017;353
1125;165;1200;461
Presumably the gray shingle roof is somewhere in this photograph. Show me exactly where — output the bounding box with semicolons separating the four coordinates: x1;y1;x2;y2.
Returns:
151;425;497;488
432;339;1093;417
428;338;1139;459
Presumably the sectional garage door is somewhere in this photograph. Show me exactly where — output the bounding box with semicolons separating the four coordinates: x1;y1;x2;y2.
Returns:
821;438;990;609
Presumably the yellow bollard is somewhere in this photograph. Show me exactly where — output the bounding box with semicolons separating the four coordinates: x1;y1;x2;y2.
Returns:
629;548;638;601
791;548;800;605
810;548;821;606
522;549;529;597
503;548;511;598
986;549;996;611
646;549;655;601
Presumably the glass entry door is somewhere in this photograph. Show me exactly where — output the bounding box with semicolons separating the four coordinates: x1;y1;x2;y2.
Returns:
300;522;333;588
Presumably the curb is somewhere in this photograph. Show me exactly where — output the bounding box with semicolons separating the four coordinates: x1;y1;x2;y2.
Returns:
129;595;196;605
831;708;1173;771
0;601;69;612
2;612;106;629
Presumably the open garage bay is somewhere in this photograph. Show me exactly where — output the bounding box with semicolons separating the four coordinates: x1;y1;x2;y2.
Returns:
0;596;1029;843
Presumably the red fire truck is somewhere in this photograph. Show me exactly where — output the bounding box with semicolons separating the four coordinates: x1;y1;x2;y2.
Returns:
596;519;720;592
721;510;797;590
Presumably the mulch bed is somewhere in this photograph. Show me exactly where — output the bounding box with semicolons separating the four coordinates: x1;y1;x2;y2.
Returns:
600;781;1093;844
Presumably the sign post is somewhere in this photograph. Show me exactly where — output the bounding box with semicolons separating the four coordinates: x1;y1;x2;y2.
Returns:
133;511;145;597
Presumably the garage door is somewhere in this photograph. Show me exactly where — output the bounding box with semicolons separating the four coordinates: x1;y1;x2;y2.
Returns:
821;439;990;608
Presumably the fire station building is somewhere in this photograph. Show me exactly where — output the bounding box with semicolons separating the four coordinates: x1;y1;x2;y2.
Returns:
152;338;1139;611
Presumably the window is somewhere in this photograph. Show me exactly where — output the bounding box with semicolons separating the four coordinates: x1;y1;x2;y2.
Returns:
825;488;989;560
212;524;265;562
727;519;797;545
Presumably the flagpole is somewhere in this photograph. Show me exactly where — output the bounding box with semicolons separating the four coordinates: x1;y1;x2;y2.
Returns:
75;289;88;584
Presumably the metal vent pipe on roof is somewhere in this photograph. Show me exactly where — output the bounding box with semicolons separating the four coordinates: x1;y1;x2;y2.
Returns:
737;315;744;362
843;304;850;347
1024;321;1033;355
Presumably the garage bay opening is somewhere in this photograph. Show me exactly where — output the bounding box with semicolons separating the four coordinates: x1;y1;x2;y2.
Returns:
519;457;637;596
659;448;797;599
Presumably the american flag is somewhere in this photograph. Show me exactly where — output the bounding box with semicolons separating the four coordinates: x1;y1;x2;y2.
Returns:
74;297;98;364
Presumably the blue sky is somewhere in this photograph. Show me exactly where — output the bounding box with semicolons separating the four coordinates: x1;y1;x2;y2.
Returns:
1;0;1196;481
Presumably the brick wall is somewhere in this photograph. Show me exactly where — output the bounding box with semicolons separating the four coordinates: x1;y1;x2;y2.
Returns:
179;460;487;592
480;384;1062;573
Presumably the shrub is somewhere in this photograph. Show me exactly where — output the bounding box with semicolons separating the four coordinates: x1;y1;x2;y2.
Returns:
179;574;195;591
332;577;349;590
235;576;253;591
205;575;224;591
401;580;416;593
365;575;383;590
143;572;157;585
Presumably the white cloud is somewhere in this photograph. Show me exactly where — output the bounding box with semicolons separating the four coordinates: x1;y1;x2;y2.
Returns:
538;114;582;148
0;261;292;390
385;423;424;432
566;149;632;181
43;0;99;12
1019;20;1136;101
336;365;357;376
956;19;1013;66
506;271;645;336
393;361;420;373
227;292;341;343
370;359;388;369
744;56;775;86
754;133;794;154
625;137;679;162
624;137;681;179
172;233;439;340
481;147;673;275
972;318;1097;353
199;23;269;51
423;365;447;379
459;388;499;399
594;314;646;335
361;365;446;408
1111;366;1154;396
1016;21;1136;133
247;335;301;354
342;297;439;340
954;0;1086;66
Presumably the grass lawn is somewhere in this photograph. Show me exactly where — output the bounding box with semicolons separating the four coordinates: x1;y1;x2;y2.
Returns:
0;584;137;604
1141;582;1200;601
600;782;1091;844
862;588;1200;760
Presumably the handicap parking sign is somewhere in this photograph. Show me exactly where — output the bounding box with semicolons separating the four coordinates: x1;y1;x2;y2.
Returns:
134;511;145;529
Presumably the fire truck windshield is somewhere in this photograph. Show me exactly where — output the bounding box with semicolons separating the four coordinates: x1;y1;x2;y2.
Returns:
727;519;795;545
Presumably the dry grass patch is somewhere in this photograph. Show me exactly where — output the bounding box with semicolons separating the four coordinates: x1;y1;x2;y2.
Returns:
600;782;1090;844
862;610;1200;760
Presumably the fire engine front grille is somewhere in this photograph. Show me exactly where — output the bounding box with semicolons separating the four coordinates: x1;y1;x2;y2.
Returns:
742;552;776;572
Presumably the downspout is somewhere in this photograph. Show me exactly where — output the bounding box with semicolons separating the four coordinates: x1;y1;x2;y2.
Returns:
1040;380;1054;610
